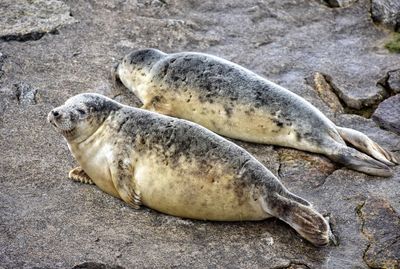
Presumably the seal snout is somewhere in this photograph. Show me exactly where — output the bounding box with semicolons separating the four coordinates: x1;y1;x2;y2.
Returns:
48;109;61;125
51;109;61;119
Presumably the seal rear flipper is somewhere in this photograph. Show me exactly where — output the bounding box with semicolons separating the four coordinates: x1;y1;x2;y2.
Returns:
336;126;398;166
261;193;330;247
329;145;393;177
281;191;311;207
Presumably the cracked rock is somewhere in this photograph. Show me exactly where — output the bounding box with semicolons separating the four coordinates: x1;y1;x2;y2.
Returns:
372;94;400;135
14;82;38;106
371;0;400;32
0;0;76;41
358;197;400;269
72;262;125;269
277;148;338;190
319;0;358;8
306;72;344;114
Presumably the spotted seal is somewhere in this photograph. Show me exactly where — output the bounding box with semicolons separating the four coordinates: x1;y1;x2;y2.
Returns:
114;48;398;177
48;93;332;246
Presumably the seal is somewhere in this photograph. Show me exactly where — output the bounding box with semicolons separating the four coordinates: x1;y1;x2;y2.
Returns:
48;93;333;246
114;48;398;177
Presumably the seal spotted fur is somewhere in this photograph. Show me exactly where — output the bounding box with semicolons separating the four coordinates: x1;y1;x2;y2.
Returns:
48;93;332;246
114;48;398;177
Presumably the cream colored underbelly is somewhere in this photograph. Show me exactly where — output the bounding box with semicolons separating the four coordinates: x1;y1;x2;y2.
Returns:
70;142;120;198
133;157;270;221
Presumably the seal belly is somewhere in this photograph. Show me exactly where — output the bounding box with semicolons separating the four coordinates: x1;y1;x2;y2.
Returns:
70;141;120;198
133;155;270;221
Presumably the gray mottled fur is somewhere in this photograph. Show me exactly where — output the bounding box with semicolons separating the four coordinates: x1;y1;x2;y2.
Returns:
125;48;335;147
49;94;332;246
116;49;398;176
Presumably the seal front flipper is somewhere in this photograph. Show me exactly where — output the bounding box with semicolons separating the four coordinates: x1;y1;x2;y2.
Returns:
109;159;142;209
262;193;330;247
68;166;94;185
336;126;399;166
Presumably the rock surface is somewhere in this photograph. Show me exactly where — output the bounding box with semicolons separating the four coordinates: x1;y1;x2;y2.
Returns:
387;69;400;93
372;94;400;135
305;72;344;115
13;82;38;106
0;0;76;41
1;0;400;268
371;0;400;32
319;0;357;8
358;197;400;269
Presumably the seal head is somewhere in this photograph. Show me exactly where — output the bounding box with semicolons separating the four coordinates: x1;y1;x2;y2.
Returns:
48;93;120;143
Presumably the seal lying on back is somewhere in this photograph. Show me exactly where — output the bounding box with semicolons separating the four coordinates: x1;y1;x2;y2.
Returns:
48;93;332;246
114;48;398;177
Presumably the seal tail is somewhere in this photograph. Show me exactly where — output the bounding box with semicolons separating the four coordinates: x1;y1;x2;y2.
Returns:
262;193;332;247
336;126;398;166
328;143;393;177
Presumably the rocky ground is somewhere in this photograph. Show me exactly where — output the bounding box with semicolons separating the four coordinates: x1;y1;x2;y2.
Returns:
1;0;399;268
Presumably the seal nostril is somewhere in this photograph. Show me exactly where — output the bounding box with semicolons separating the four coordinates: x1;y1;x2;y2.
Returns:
52;110;60;118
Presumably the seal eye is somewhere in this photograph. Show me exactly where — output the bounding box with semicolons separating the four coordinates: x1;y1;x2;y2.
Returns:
77;109;86;116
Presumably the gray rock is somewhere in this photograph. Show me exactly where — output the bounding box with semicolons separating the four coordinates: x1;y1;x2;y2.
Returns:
357;197;400;269
14;82;37;106
372;94;400;135
371;0;400;32
387;69;400;93
0;52;6;79
305;72;344;115
72;262;125;269
319;0;358;8
0;0;76;41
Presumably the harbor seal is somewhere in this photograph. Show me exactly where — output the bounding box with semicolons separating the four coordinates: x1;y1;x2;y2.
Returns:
48;93;332;246
114;48;398;177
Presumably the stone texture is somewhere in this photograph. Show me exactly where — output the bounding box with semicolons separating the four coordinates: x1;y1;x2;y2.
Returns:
0;52;6;79
305;72;344;114
387;69;400;93
1;0;400;268
372;94;400;135
358;197;400;269
0;0;76;41
319;0;358;8
371;0;400;32
13;82;38;106
72;262;125;269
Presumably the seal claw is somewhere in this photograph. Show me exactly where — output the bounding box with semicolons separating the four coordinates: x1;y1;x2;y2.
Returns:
68;167;94;185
